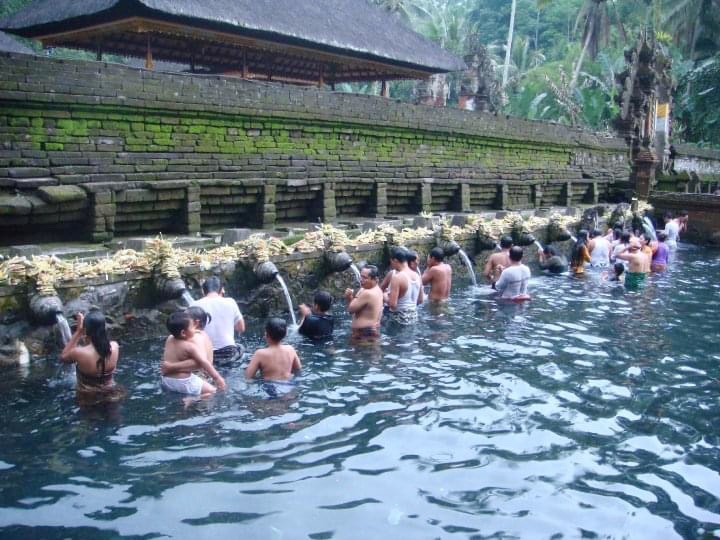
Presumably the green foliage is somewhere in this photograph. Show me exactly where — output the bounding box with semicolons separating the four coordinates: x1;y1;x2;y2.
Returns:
674;55;720;146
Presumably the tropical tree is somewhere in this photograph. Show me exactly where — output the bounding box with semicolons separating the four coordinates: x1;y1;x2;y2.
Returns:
661;0;720;62
569;0;622;90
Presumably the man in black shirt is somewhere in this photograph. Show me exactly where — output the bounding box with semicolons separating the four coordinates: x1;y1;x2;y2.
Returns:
298;291;334;340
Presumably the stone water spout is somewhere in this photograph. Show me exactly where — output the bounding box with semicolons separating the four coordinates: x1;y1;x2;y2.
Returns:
254;261;279;284
325;251;353;273
439;240;461;257
154;275;188;302
28;293;72;345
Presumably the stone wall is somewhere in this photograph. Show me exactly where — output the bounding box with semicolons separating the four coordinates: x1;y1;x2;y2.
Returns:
649;192;720;245
0;52;630;245
656;144;720;193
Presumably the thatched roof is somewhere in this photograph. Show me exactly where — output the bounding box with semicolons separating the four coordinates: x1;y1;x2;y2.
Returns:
0;30;34;54
0;0;465;83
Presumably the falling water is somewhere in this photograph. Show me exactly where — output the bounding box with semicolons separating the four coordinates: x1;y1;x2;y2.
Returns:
457;249;477;287
349;263;362;285
55;314;72;345
275;274;297;326
534;240;544;252
181;290;194;306
569;234;577;243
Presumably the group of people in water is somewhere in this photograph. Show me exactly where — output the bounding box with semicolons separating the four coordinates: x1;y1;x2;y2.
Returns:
58;209;688;401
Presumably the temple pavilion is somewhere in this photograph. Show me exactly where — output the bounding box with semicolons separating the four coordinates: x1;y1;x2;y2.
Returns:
0;0;465;87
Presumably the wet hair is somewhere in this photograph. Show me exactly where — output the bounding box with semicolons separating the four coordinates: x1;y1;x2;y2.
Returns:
642;233;653;244
406;250;418;264
620;232;631;243
663;211;674;221
202;276;222;295
571;230;589;267
613;262;625;277
186;306;211;329
509;246;524;262
678;210;688;217
429;247;445;261
84;309;112;376
363;265;379;281
389;246;407;263
543;246;557;256
167;311;192;339
499;236;513;249
657;231;667;242
314;290;333;312
589;229;602;238
266;317;287;342
613;228;622;240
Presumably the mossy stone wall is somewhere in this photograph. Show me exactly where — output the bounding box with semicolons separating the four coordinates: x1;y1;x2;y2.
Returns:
0;52;630;245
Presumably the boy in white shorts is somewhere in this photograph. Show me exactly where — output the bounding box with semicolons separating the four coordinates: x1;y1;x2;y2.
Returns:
160;311;226;397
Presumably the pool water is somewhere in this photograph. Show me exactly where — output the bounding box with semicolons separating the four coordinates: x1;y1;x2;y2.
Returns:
1;247;719;539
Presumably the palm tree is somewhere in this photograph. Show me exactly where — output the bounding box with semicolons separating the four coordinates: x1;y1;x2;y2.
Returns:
662;0;720;61
570;0;625;90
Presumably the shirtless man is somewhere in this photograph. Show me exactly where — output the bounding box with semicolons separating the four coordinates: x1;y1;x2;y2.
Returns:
422;247;452;301
345;265;384;339
484;235;513;284
244;318;301;381
616;239;650;289
384;247;424;324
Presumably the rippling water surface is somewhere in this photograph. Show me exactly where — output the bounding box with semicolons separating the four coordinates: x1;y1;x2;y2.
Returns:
1;247;720;539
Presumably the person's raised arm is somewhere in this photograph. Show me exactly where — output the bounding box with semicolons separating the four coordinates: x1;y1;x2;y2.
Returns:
292;351;302;373
379;271;392;293
60;312;84;364
421;267;433;286
244;351;261;379
188;343;225;390
416;278;424;305
347;290;367;314
386;274;401;310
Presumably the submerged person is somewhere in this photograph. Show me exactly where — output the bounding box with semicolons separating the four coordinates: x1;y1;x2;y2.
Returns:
616;240;649;289
384;247;424;324
245;318;301;382
192;276;245;363
588;229;610;267
484;235;513;285
651;232;670;272
186;305;213;366
422;247;452;301
60;310;121;395
662;212;680;249
570;230;592;275
601;262;625;283
160;311;226;397
494;246;531;301
298;290;334;340
538;246;568;274
345;264;384;340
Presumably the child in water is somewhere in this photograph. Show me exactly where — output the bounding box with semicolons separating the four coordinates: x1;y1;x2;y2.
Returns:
161;311;225;397
245;318;301;381
601;262;625;283
186;306;213;366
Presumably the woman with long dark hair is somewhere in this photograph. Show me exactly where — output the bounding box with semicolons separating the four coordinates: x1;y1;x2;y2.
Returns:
570;229;591;275
61;309;120;391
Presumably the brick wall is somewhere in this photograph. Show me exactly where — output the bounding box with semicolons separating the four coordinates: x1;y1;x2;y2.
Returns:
0;52;630;245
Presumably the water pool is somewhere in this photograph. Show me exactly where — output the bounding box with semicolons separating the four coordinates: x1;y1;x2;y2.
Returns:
1;247;719;539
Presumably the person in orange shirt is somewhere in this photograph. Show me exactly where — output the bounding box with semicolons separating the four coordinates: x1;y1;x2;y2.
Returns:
570;230;591;275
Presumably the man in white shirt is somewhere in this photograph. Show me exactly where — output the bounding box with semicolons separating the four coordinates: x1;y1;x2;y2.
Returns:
494;246;531;301
663;212;680;249
192;276;245;363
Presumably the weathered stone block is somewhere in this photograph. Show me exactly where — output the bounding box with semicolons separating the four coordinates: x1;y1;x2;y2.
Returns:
222;228;252;244
36;185;87;204
8;167;50;178
0;194;32;215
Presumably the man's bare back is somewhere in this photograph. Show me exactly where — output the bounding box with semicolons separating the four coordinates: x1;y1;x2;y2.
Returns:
423;262;452;301
484;251;511;283
245;343;301;381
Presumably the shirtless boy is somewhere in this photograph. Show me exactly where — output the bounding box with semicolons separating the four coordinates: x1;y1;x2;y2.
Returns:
244;318;301;381
345;265;384;339
186;306;213;366
484;235;513;284
160;311;226;397
422;247;452;301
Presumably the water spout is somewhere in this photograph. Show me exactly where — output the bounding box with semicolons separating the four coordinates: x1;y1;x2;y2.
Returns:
534;240;544;252
457;249;477;286
349;263;362;285
255;261;279;284
181;290;194;306
325;251;353;273
440;240;461;257
275;274;297;327
55;314;72;345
